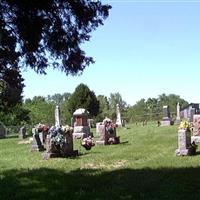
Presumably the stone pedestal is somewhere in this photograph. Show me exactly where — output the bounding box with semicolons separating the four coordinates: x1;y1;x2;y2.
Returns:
176;129;191;156
73;126;90;139
161;118;171;126
191;136;200;144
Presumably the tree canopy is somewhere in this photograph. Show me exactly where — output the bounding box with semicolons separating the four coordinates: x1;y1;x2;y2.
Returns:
67;83;99;117
0;0;111;75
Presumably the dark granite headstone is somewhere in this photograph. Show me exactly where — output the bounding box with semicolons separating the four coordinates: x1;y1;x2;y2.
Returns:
32;128;45;151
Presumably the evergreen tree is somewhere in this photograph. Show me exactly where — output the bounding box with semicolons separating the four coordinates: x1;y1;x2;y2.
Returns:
67;83;99;117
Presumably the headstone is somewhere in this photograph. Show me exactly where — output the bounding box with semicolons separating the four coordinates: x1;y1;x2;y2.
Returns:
96;118;120;145
176;129;191;156
189;108;195;123
32;125;45;151
43;126;78;159
192;115;200;136
116;104;122;127
73;108;91;139
176;102;181;124
55;105;61;127
19;126;27;139
191;115;200;144
96;122;102;135
0;122;6;139
161;105;171;126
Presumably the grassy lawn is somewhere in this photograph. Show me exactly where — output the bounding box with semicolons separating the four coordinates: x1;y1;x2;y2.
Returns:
1;123;200;200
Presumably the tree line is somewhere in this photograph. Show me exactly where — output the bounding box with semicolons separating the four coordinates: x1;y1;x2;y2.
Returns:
0;82;189;126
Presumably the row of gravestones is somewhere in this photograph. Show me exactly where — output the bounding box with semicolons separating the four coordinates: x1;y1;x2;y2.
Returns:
31;107;120;159
0;123;27;139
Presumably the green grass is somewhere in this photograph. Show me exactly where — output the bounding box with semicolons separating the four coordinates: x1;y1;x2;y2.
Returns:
1;123;200;199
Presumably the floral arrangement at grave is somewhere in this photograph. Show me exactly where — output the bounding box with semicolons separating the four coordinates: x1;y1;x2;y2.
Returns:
81;136;95;150
49;126;65;154
48;126;73;156
178;120;192;132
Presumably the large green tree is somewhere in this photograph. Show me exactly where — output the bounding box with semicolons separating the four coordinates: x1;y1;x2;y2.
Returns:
24;96;55;125
0;0;111;75
96;95;110;121
67;83;99;117
0;0;111;124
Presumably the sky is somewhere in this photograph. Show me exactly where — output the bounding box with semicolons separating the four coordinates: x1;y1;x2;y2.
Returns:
22;0;200;106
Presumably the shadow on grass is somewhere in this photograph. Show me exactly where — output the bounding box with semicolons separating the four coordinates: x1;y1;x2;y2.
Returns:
1;167;200;200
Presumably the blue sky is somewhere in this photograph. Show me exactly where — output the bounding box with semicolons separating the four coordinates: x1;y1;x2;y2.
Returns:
22;0;200;105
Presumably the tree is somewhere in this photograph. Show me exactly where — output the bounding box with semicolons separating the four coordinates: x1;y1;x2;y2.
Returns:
108;92;127;119
0;0;111;75
96;95;110;121
67;83;99;117
24;96;55;125
0;68;24;111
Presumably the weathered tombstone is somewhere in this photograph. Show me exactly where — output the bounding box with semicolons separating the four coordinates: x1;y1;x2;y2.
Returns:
32;125;45;151
73;108;91;139
176;128;191;156
191;115;200;144
116;104;122;127
189;108;195;123
96;122;102;136
55;105;61;127
96;118;120;145
176;102;181;124
19;126;27;139
43;126;78;159
0;122;6;139
161;105;171;126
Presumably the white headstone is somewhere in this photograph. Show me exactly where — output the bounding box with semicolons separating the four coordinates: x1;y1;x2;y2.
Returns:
176;102;181;123
55;105;61;127
116;104;122;127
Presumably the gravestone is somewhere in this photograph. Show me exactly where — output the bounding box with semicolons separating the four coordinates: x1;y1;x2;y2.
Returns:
191;115;200;144
32;125;45;151
19;126;27;139
161;105;171;126
55;105;61;127
96;122;102;136
96;118;120;145
73;108;91;139
176;102;181;124
44;126;78;159
176;129;191;156
0;122;6;139
189;108;195;123
116;104;122;127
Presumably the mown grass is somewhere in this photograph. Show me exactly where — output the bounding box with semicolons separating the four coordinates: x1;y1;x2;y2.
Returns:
1;123;200;199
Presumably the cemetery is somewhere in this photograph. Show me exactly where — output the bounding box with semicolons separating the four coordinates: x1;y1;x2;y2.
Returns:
1;102;200;199
1;1;200;199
